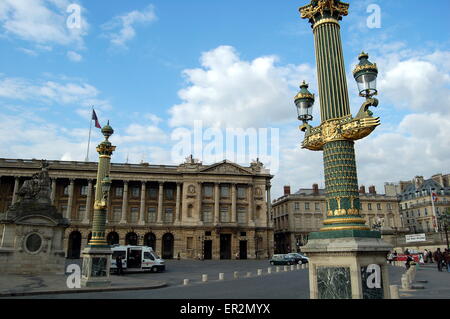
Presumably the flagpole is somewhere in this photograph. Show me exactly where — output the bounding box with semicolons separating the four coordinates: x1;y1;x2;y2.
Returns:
85;106;94;162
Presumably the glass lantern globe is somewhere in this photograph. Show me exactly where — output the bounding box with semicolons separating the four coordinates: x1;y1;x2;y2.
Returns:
353;52;378;98
294;81;315;123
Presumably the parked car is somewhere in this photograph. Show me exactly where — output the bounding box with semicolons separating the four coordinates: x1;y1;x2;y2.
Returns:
286;253;309;264
269;254;296;265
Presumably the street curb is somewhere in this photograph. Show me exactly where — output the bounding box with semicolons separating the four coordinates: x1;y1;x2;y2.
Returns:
0;281;168;297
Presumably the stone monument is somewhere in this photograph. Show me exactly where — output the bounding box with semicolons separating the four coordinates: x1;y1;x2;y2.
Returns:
0;160;69;274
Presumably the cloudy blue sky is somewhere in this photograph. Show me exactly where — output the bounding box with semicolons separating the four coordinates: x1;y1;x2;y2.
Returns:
0;0;449;198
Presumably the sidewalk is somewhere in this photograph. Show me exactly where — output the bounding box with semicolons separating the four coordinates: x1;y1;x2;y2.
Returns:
399;264;450;299
0;273;167;297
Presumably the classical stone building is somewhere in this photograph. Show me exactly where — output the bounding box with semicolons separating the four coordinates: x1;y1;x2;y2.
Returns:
271;184;401;253
397;174;450;233
0;157;274;260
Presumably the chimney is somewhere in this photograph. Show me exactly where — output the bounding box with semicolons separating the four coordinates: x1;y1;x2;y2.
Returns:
284;185;291;196
368;186;376;194
312;183;319;195
359;185;366;194
414;176;424;189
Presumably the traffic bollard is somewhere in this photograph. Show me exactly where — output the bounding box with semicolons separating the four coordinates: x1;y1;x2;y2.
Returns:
291;265;295;271
202;274;208;282
390;285;400;299
219;273;224;280
246;272;251;277
268;267;272;274
276;266;280;272
183;279;189;285
401;275;410;289
284;266;288;272
257;269;262;276
234;271;239;279
297;264;300;270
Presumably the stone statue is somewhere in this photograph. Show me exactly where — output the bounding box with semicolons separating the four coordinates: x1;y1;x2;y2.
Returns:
17;160;51;204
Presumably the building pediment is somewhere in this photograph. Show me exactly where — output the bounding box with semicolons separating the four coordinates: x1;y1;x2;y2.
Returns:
199;162;253;176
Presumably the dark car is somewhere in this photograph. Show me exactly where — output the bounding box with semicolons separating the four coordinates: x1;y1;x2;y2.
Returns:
269;254;296;265
286;253;309;264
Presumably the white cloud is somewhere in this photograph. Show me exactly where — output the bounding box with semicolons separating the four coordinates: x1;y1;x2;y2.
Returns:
102;4;157;48
67;50;82;62
169;45;316;128
0;75;109;109
0;0;88;49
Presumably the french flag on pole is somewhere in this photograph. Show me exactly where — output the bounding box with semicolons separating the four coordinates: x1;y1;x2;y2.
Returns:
92;109;101;129
431;192;438;202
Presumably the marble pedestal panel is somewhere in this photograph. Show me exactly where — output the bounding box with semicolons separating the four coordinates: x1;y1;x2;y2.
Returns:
81;246;112;287
302;236;392;299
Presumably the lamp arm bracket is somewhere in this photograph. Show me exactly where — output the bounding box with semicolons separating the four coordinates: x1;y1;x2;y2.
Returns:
355;98;378;119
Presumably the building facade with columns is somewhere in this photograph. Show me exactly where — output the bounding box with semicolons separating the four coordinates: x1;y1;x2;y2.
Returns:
0;157;274;260
271;184;401;254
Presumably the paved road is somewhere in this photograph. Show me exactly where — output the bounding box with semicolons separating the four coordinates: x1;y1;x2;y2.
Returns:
15;262;407;299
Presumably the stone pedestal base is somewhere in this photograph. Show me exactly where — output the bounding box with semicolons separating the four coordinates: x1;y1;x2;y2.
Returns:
302;234;392;299
81;246;112;287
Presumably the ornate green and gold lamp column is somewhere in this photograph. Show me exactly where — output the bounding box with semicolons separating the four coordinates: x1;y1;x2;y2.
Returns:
81;122;116;287
296;0;392;299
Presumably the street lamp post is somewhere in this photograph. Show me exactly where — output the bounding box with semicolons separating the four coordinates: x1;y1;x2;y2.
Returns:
296;1;392;299
81;122;116;287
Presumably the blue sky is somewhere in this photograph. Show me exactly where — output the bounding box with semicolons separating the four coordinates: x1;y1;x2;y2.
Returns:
0;0;449;198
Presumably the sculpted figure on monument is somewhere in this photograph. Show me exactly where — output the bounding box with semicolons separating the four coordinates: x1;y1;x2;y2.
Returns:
17;160;51;204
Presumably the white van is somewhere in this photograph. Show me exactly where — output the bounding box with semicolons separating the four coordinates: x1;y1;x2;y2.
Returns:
110;245;165;273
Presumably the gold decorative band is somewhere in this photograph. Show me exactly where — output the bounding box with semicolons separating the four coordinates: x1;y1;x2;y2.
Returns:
322;217;367;225
327;208;360;216
313;18;340;31
320;225;371;232
99;155;111;158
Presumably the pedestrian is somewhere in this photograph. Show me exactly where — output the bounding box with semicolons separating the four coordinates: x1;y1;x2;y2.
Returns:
177;252;181;260
423;249;429;263
387;251;394;264
443;249;449;272
428;250;434;263
404;248;410;255
235;252;240;260
433;248;443;272
405;253;413;270
393;250;398;261
116;255;124;275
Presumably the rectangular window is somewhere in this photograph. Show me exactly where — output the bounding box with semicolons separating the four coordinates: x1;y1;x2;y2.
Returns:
368;203;372;210
63;186;69;196
147;207;156;223
164;207;173;223
237;186;246;199
387;203;392;210
186;237;193;250
237;206;247;224
294;202;300;211
130;207;139;223
417;209;420;217
131;187;140;198
115;187;123;197
305;202;310;211
377;203;381;210
203;185;213;198
113;207;121;222
202;206;213;223
315;203;320;211
220;206;230;223
61;205;68;216
148;188;157;199
78;205;86;220
425;208;428;216
220;185;229;198
80;185;88;196
165;188;174;200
